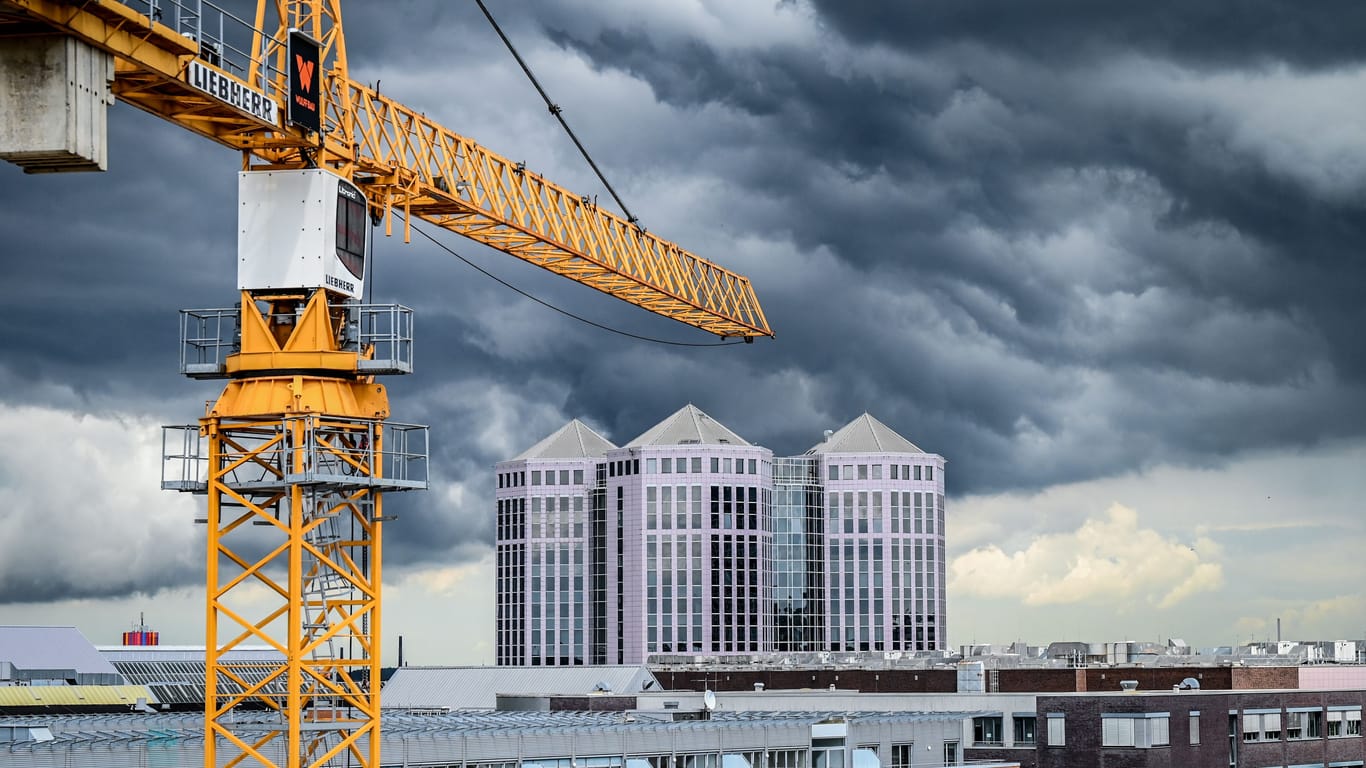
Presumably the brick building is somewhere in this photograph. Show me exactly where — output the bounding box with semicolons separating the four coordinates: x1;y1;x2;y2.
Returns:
1034;688;1364;768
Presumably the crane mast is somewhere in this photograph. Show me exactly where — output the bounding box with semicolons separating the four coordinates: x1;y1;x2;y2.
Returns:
0;2;772;766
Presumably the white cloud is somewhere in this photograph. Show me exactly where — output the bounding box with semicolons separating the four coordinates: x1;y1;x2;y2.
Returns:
0;404;201;602
951;503;1222;607
949;441;1366;647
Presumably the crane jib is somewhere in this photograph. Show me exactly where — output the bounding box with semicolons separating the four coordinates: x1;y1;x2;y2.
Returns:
187;61;279;127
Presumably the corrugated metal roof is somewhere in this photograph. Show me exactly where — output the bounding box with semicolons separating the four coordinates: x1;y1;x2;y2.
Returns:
514;419;618;460
804;413;924;455
0;685;157;708
381;665;659;710
0;708;965;741
0;709;982;768
0;626;121;677
626;405;751;448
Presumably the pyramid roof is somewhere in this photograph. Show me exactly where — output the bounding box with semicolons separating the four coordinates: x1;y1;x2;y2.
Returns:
804;413;923;454
513;419;616;460
625;404;751;448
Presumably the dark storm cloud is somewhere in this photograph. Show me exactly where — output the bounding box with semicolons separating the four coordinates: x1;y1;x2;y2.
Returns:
3;0;1366;605
806;0;1366;69
532;0;1366;483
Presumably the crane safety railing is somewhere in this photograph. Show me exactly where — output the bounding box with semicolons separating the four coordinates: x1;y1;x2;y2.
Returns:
161;417;429;495
179;303;415;379
117;0;284;88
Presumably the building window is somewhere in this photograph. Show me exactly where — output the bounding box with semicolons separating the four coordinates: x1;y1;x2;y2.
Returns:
531;471;541;485
1014;716;1037;745
692;457;702;473
1244;712;1281;742
1287;710;1309;740
1329;707;1363;737
941;740;958;765
888;743;913;768
1263;712;1281;740
1102;714;1169;748
646;458;658;473
973;716;1003;746
1103;717;1136;747
1190;712;1200;745
1046;714;1065;746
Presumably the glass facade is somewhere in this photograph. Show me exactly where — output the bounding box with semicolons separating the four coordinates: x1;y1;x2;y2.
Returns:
772;457;825;651
495;411;947;665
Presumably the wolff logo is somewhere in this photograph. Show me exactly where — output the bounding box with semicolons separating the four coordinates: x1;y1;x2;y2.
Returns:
288;30;321;134
295;55;315;91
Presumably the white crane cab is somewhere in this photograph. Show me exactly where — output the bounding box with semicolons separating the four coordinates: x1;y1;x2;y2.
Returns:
238;168;369;300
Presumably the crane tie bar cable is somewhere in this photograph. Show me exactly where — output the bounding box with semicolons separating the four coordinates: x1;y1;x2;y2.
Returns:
402;214;745;347
475;0;642;227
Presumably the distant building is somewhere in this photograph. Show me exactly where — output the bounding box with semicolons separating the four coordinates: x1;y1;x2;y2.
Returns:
493;406;947;665
0;626;156;714
1035;688;1365;768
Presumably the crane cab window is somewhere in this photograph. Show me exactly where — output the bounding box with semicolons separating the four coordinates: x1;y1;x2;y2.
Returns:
335;183;367;279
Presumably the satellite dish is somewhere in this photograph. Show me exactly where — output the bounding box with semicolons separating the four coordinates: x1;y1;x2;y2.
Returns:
703;690;716;711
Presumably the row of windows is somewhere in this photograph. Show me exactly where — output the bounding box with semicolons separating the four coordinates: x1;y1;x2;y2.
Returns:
506;455;933;489
972;715;1038;746
827;491;944;536
1244;708;1362;741
1033;707;1366;753
827;462;937;482
644;455;763;476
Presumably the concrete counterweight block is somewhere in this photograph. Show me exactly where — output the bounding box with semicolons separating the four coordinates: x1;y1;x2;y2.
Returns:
0;35;113;173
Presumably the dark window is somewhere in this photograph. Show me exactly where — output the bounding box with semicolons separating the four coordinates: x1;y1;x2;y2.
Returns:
1014;716;1037;744
335;184;366;279
974;716;1003;745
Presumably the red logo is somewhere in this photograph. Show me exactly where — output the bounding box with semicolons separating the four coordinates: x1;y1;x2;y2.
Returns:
295;55;315;91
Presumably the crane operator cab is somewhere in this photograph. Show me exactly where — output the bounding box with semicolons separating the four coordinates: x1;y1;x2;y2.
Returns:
238;168;369;300
178;167;413;379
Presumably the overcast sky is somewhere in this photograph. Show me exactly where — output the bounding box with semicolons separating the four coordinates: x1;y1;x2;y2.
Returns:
2;0;1364;662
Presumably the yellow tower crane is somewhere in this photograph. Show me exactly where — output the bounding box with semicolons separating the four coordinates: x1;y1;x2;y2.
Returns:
0;2;772;767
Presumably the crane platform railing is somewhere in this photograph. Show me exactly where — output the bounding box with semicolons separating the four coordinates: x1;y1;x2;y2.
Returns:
179;304;415;379
118;0;281;88
161;417;429;494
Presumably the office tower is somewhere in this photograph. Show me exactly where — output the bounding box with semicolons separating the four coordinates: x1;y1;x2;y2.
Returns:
495;407;945;665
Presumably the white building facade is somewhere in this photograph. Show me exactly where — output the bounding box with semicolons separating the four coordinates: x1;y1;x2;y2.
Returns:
495;406;947;666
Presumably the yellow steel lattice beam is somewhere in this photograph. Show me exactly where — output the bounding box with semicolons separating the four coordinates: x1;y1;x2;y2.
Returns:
0;0;772;338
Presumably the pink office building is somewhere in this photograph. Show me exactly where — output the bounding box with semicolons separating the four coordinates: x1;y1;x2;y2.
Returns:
493;405;946;666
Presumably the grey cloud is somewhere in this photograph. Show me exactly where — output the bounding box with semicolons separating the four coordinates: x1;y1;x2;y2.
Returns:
3;0;1366;604
806;0;1366;69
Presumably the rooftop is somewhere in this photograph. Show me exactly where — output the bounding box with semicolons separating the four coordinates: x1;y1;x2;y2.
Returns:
513;419;617;460
804;413;925;455
625;404;752;448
